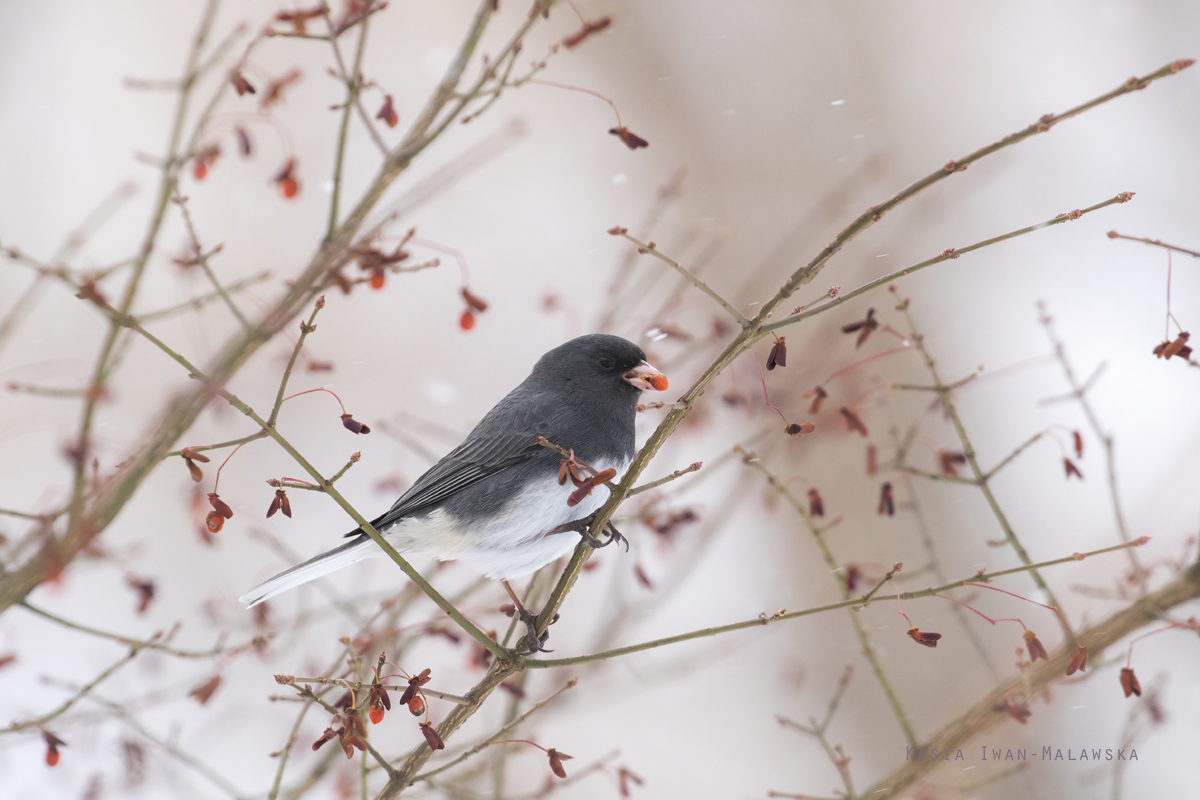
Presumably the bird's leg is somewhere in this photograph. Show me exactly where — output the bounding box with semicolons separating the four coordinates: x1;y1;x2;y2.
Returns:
548;512;628;551
502;580;553;654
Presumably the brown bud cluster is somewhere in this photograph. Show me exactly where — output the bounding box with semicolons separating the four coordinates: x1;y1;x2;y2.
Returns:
804;385;828;414
230;70;256;96
1153;332;1192;360
840;407;868;437
376;94;399;128
877;483;894;516
807;488;824;517
341;414;371;435
1066;644;1089;676
273;157;300;199
547;747;574;778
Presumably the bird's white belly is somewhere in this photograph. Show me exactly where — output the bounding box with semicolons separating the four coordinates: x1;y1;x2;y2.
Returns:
379;456;631;580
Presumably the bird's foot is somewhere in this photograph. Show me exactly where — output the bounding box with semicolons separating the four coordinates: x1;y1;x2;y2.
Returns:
516;608;557;655
550;513;628;551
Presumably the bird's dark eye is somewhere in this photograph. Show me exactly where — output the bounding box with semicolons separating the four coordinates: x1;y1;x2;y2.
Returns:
598;356;615;369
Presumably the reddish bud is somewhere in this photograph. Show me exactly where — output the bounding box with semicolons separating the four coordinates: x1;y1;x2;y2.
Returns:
235;125;253;157
44;732;66;767
461;287;489;312
188;675;221;705
1120;667;1141;698
369;269;386;290
208;493;234;519
260;68;302;110
609;126;649;150
547;748;573;779
368;702;385;725
907;627;942;648
807;488;824;517
993;701;1032;724
805;385;828;414
341;414;371;435
562;16;611;48
230;71;257;96
844;564;862;593
766;337;787;370
1072;430;1083;459
1063;458;1083;480
866;444;878;476
1066;645;1089;676
877;482;895;516
312;727;336;751
634;563;654;589
840;407;868;437
184;457;203;482
939;450;967;476
267;489;291;518
419;722;445;750
785;421;816;437
840;308;878;347
376;94;399;128
126;576;156;615
567;468;617;507
1023;630;1049;662
459;309;476;330
205;510;225;534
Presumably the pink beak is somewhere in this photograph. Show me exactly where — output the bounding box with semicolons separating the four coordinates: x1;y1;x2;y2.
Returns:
623;361;669;392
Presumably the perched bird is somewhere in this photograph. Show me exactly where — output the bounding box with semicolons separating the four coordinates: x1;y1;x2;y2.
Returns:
240;334;667;628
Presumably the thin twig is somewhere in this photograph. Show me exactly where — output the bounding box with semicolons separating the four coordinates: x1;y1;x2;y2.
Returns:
619;233;750;327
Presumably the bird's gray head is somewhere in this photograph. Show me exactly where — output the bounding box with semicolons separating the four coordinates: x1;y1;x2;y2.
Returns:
528;334;667;396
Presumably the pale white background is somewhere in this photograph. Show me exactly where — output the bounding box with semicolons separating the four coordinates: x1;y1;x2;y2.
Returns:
1;1;1197;798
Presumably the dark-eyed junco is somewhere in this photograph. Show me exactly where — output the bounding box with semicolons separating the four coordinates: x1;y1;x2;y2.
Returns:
240;334;667;610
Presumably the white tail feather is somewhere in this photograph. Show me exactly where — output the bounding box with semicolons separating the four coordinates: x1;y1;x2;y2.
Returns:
240;538;375;607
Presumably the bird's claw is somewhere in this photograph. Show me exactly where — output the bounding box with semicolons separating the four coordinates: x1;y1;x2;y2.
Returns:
516;608;555;655
551;513;628;551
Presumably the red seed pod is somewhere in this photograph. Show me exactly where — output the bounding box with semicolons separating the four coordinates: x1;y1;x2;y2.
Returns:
208;493;234;519
608;126;649;150
807;488;824;517
1066;645;1089;676
368;700;385;725
376;94;399;128
205;510;225;534
459;309;476;330
547;748;573;779
44;732;66;767
407;694;426;716
1120;667;1142;698
907;627;942;648
1023;630;1049;662
419;722;445;750
766;337;787;370
273;158;300;199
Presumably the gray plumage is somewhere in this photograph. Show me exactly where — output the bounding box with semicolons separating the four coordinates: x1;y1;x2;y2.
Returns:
241;334;658;606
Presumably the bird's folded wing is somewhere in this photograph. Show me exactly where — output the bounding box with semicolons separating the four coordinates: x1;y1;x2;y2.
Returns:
352;392;556;534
